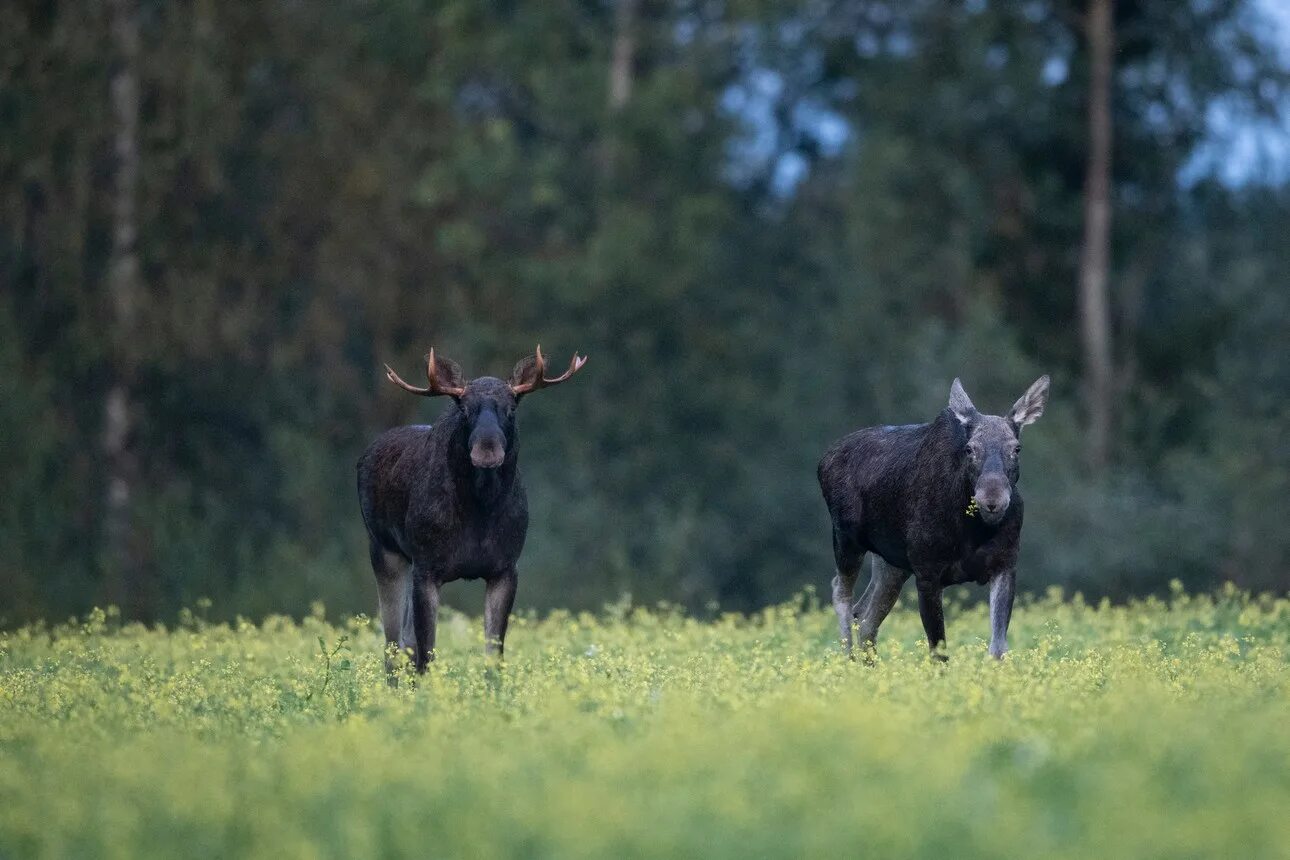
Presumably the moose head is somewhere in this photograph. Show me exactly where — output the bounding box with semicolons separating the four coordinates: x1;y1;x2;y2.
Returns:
384;346;587;469
948;375;1050;525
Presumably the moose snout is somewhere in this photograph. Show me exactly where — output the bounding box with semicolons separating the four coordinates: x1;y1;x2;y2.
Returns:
468;408;507;469
974;492;1011;523
470;437;506;469
980;496;1008;514
974;478;1011;523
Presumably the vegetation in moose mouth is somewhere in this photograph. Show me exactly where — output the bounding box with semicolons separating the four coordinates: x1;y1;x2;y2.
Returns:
1;586;1288;859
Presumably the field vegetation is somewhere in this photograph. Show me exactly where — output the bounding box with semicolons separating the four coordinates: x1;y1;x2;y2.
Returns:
2;587;1288;858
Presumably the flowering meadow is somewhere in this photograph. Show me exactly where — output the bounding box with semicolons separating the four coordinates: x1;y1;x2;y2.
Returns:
1;586;1288;859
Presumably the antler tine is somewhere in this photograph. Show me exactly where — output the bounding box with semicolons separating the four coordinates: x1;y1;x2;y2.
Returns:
426;347;441;390
534;344;548;380
385;363;432;395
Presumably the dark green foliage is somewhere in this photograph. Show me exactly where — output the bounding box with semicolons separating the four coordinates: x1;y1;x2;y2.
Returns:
1;0;1287;624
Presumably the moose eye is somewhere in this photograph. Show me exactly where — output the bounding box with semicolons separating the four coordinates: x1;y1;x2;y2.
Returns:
1010;445;1021;456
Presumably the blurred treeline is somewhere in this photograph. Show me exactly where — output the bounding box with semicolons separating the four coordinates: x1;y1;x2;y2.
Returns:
2;0;1288;625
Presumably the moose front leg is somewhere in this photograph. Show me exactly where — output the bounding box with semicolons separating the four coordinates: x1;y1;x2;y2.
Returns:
483;568;518;658
988;569;1015;659
374;571;412;681
410;571;440;673
914;577;948;661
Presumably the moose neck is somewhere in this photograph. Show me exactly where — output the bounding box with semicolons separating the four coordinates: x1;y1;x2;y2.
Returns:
932;410;979;508
442;407;518;506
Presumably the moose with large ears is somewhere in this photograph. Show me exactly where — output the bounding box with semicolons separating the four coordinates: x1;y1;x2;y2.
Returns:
358;346;587;675
818;375;1050;660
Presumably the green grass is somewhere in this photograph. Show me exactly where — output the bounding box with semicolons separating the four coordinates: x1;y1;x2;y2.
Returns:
2;585;1288;859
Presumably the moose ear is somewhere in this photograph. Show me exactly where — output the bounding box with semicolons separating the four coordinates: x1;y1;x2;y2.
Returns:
948;378;977;425
1010;374;1050;428
508;353;541;392
384;347;467;398
431;352;466;391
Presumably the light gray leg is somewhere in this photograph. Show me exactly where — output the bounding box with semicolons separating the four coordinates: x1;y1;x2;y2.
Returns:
832;565;861;657
830;526;865;658
399;578;415;653
988;569;1015;659
376;576;411;675
371;545;412;681
856;556;908;655
851;577;876;624
483;568;518;658
373;555;410;640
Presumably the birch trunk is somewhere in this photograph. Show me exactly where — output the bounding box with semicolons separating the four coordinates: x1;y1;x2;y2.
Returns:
608;0;639;111
103;0;145;612
1077;0;1115;469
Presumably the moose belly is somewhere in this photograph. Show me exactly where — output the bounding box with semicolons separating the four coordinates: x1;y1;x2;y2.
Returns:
867;532;911;572
940;555;991;587
439;533;521;582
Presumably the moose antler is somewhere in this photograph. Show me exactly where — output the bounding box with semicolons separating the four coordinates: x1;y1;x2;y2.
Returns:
509;345;587;396
384;348;466;398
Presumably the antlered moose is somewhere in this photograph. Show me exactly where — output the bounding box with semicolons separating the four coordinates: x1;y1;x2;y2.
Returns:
818;376;1050;660
357;346;586;674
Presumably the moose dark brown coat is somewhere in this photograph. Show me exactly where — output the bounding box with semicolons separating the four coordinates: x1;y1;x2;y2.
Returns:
357;346;586;674
818;376;1050;660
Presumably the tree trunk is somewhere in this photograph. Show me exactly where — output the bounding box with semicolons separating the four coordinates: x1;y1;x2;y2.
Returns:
598;0;639;185
1077;0;1115;469
608;0;639;111
103;0;146;615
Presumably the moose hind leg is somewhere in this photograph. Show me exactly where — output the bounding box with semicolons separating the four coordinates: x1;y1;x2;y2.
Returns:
832;570;859;657
483;568;518;658
830;527;865;657
856;557;908;655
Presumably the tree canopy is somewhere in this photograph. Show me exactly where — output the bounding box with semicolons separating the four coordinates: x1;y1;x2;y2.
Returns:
2;0;1288;624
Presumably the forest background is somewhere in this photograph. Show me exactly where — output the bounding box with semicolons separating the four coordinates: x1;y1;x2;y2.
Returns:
3;0;1289;624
